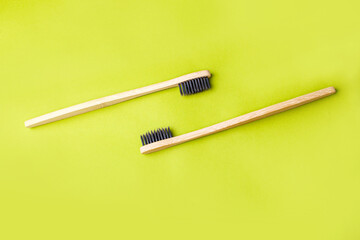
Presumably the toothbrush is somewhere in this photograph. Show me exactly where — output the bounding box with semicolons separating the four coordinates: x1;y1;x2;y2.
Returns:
140;86;336;154
25;70;211;128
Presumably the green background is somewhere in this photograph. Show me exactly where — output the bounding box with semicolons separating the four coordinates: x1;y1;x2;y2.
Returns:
1;0;360;239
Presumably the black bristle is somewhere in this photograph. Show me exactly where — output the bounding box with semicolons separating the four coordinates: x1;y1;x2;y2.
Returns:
205;77;211;89
150;131;155;143
202;77;207;89
189;80;195;94
146;132;150;144
194;79;200;92
178;76;211;96
165;128;170;138
140;127;174;146
179;84;184;95
184;81;190;95
161;128;166;139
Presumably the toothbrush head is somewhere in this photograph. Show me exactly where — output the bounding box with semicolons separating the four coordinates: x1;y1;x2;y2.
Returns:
140;127;173;146
178;76;211;96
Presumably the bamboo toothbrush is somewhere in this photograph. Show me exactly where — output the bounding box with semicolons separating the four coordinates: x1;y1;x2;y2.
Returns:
25;70;211;128
140;86;336;154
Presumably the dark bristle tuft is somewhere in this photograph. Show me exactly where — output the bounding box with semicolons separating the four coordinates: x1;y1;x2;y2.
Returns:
140;127;174;146
178;76;211;96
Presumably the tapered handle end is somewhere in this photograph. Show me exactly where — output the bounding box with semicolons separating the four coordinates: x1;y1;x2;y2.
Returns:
328;86;336;94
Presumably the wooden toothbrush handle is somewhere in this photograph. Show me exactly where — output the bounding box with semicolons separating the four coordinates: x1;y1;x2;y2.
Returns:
140;86;336;154
25;70;211;128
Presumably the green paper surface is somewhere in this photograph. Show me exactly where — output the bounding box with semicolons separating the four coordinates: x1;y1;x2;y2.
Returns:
1;0;360;239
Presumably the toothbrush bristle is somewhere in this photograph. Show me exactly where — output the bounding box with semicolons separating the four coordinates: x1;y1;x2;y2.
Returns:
178;76;211;96
140;127;173;146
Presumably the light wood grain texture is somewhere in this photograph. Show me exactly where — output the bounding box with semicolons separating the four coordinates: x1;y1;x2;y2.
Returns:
140;86;336;154
25;70;211;128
